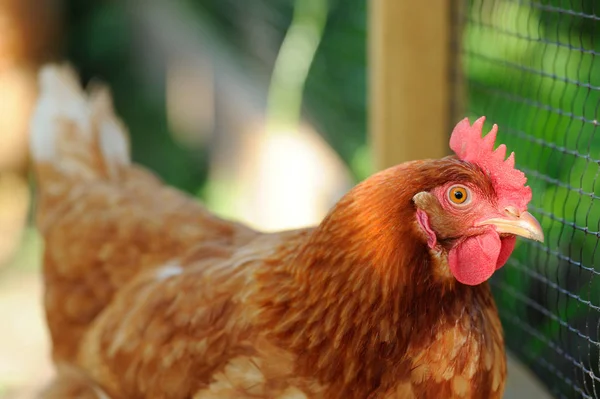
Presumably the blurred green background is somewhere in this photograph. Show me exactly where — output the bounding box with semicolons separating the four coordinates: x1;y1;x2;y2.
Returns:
1;0;599;397
64;0;368;193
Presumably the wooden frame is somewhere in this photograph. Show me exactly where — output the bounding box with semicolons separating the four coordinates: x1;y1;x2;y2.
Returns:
369;0;458;170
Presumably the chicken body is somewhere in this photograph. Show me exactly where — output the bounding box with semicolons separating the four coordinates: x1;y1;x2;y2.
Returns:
31;66;533;398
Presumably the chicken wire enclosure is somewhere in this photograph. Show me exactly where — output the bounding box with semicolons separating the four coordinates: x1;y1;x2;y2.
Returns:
460;0;600;397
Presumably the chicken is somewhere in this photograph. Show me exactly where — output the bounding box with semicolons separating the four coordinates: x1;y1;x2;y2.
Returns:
31;65;544;399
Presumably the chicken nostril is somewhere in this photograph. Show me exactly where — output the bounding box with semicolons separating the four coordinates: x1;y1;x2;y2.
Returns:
504;206;521;217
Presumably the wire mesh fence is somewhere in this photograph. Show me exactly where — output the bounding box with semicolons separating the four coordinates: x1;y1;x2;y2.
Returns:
461;0;600;397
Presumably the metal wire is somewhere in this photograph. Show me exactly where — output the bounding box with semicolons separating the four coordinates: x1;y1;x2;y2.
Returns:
462;0;600;396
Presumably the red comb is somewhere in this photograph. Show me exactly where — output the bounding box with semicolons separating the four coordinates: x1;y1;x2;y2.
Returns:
449;116;532;211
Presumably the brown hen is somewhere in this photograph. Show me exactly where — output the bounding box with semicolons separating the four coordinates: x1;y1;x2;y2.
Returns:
32;65;543;399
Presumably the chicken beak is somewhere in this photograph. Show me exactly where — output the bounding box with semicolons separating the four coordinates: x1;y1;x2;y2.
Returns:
477;207;544;242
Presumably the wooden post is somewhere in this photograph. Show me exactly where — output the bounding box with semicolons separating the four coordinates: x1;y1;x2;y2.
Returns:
369;0;456;170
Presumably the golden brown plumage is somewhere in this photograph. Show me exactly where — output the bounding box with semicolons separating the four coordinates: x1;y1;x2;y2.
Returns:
32;65;542;398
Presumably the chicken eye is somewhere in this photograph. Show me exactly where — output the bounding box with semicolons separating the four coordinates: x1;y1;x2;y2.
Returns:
448;186;470;205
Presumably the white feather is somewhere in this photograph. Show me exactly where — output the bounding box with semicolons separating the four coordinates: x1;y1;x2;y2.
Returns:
155;261;183;281
30;65;92;162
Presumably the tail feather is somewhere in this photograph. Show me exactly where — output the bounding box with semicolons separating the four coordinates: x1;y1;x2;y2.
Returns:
89;83;131;179
30;64;130;184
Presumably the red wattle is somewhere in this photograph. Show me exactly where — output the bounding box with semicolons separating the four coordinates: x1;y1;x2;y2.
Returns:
448;230;502;286
496;236;516;269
